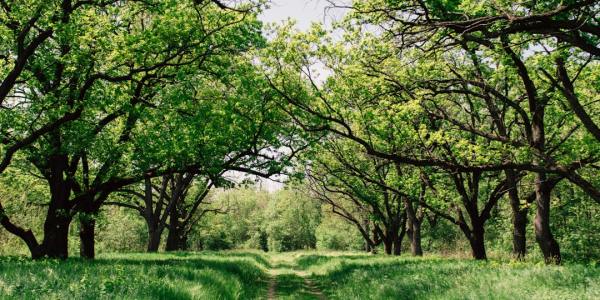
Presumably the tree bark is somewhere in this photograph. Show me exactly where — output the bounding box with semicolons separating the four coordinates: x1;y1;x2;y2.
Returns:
534;175;561;264
79;216;95;259
408;219;423;256
404;197;423;256
505;169;527;259
40;213;71;259
392;224;406;256
468;225;487;260
165;209;187;251
41;156;73;259
147;226;162;252
512;207;528;259
392;238;401;255
78;195;102;259
383;238;392;255
165;226;187;251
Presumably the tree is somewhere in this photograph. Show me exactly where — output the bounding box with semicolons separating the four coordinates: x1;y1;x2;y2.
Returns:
307;139;413;255
264;188;321;252
265;1;599;264
335;0;600;263
109;173;220;252
0;0;277;259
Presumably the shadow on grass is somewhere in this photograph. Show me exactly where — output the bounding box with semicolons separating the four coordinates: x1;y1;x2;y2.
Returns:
0;254;269;300
109;250;272;268
101;257;267;299
293;254;374;270
211;251;272;268
275;273;321;300
309;258;495;300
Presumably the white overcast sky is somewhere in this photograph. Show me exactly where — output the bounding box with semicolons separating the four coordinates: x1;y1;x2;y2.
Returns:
258;0;345;30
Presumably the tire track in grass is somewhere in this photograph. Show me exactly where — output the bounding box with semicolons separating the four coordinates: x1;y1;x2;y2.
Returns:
265;270;327;299
303;278;327;300
265;253;328;300
267;276;277;300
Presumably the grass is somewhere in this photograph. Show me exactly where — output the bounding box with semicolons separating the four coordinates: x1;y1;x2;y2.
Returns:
0;250;599;299
0;251;269;299
301;254;600;300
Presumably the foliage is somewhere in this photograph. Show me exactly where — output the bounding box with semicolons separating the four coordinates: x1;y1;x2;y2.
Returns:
263;0;600;263
196;187;322;252
264;189;321;252
316;210;365;251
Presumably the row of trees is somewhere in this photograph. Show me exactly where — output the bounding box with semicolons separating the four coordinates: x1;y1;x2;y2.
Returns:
265;0;599;264
0;0;310;259
1;0;598;265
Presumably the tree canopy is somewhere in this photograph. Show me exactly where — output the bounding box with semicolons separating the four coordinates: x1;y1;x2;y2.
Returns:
0;0;599;265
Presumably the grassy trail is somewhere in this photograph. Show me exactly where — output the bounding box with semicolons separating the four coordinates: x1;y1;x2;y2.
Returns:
267;277;277;300
1;251;599;299
266;253;328;300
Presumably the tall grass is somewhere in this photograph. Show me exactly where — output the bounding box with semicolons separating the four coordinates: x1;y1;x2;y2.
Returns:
0;251;598;299
0;252;268;299
300;254;600;300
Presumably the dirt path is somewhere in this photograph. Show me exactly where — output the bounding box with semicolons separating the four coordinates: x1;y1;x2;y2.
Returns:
267;276;277;300
265;274;327;300
303;278;327;300
265;256;327;300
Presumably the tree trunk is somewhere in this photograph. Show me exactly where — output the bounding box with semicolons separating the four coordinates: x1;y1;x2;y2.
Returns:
392;236;402;255
405;196;423;257
534;174;561;264
79;216;95;259
468;226;487;260
145;213;164;252
41;186;72;259
506;169;527;259
147;227;162;252
392;222;406;256
361;232;374;253
40;212;71;259
40;153;72;259
78;195;102;259
383;237;392;255
166;226;187;251
362;219;372;253
410;220;423;256
512;206;528;260
165;211;187;251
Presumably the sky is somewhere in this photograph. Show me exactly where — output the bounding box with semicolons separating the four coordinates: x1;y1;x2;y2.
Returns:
258;0;343;31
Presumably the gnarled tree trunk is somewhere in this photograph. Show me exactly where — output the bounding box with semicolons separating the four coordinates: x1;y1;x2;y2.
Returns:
40;155;73;259
79;215;95;259
506;169;527;260
468;225;486;260
407;218;423;256
534;174;561;264
165;214;187;251
146;223;163;252
165;230;187;251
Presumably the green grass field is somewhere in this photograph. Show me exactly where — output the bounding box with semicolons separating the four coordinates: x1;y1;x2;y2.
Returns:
1;251;599;299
